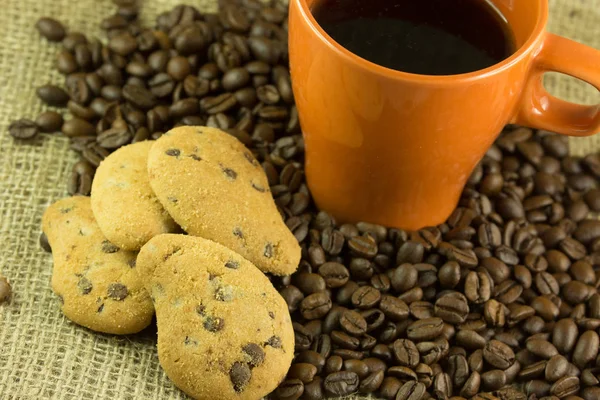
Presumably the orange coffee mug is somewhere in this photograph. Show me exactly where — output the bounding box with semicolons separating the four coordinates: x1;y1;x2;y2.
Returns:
288;0;600;231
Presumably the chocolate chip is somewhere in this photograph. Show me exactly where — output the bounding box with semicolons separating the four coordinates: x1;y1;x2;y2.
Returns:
107;283;128;300
243;343;265;367
264;242;274;258
230;362;251;392
166;148;181;157
233;227;244;239
189;154;202;161
222;166;238;179
196;304;206;316
204;316;224;332
251;182;266;192
97;303;104;313
244;152;259;166
77;277;93;295
101;240;120;253
267;335;282;348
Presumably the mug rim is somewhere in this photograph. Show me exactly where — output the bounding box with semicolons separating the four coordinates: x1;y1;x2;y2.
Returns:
293;0;548;84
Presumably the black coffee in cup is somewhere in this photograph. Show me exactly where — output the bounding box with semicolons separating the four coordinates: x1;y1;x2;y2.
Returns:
311;0;516;75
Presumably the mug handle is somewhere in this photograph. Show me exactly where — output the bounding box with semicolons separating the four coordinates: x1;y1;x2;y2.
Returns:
515;33;600;137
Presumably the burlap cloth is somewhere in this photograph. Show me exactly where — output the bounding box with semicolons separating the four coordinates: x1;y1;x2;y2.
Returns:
0;0;598;398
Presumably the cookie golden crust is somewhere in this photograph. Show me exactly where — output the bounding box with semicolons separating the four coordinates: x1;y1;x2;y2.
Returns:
147;126;301;276
137;234;294;400
42;196;154;335
91;141;178;251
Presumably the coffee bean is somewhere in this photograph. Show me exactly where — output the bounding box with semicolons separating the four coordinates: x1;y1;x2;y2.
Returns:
379;377;402;399
392;263;419;292
483;340;515;370
35;17;66;42
300;292;332;320
339;310;367;336
351;286;381;309
36;84;70;107
293;273;325;295
222;67;250;91
379;295;409;321
392;339;420;368
288;363;317;384
274;379;304;400
62;118;96;138
464;271;492;304
407;317;444;341
68;160;94;196
396;381;426;400
456;329;487;350
573;330;599;369
550;376;580;398
302;377;323;400
323;371;359;396
318;262;349;288
435;293;469;324
9;119;38;140
0;275;12;304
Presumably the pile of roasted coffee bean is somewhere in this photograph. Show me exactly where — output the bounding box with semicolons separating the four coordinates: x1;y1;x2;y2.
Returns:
10;0;600;399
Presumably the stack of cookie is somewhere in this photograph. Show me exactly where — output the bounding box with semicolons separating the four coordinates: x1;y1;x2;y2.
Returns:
41;126;301;400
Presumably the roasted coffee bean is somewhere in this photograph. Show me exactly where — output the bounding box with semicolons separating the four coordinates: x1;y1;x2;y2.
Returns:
526;339;558;359
287;363;317;384
435;293;469;324
392;339;420;368
396;381;426;400
483;340;515;370
280;285;304;312
573;330;599;369
351;286;381;309
9;119;39;140
36;84;69;107
545;354;569;383
274;379;304;400
300;292;332;320
323;371;359;396
455;330;487;350
392;263;419;292
34;111;63;133
407;318;444;341
339;310;367;336
67;160;94;195
464;271;492;304
379;295;409;321
550;376;580;398
62;118;96;138
35;17;66;42
318;262;349;288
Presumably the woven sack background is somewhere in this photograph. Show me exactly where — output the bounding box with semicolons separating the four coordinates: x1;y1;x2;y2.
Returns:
0;0;598;399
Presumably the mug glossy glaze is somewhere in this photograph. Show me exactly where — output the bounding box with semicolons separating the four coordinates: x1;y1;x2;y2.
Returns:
289;0;600;230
